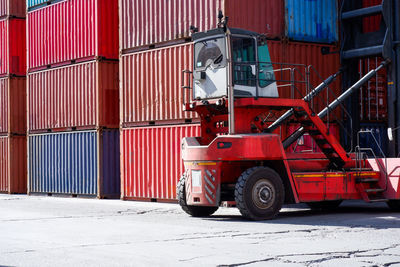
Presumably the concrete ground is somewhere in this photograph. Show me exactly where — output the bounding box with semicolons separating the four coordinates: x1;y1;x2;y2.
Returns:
1;195;400;267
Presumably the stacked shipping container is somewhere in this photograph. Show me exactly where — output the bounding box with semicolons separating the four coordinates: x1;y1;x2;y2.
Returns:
27;0;120;198
0;0;26;194
119;0;342;201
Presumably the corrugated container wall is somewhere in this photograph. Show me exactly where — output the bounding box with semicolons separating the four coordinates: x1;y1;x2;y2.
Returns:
0;135;27;193
28;129;120;198
28;60;119;133
0;18;26;76
363;0;381;33
122;124;200;200
285;0;338;43
0;76;26;135
119;0;284;52
27;0;118;71
0;0;25;18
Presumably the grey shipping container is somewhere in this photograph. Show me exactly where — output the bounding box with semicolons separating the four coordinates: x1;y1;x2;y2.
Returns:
28;129;120;198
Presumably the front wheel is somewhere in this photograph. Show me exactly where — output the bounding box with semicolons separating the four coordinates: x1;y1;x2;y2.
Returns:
235;167;285;220
177;174;219;217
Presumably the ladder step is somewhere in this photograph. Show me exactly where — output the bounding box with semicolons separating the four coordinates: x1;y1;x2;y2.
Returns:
365;188;385;193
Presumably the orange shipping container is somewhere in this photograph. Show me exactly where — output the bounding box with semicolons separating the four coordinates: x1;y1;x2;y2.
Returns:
0;135;26;194
0;76;26;135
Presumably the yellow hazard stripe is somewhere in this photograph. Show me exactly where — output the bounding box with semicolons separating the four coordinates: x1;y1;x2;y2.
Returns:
185;162;217;166
294;174;345;178
354;172;379;177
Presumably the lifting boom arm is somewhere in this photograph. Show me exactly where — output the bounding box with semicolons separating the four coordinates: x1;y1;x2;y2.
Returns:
282;60;390;149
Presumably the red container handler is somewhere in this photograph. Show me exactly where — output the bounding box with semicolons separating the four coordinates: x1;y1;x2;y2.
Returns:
0;76;26;135
0;0;25;19
28;60;119;133
121;124;201;201
0;18;26;77
119;0;284;52
27;0;118;71
0;135;27;194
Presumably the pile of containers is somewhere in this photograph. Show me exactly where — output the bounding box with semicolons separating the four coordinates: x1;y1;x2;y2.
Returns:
119;0;342;201
27;0;120;198
0;0;26;194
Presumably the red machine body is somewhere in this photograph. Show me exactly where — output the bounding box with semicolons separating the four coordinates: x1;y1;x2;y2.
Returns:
178;24;400;220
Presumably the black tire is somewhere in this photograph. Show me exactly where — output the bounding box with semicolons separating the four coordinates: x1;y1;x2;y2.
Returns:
387;200;400;211
306;200;342;210
235;167;285;220
177;174;219;217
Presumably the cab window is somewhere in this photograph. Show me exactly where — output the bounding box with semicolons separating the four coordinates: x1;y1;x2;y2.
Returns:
232;37;256;87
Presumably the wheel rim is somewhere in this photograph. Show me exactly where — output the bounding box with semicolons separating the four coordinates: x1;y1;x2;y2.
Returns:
252;179;275;210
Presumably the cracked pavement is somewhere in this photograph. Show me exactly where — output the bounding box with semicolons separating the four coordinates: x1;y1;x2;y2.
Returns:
1;195;400;266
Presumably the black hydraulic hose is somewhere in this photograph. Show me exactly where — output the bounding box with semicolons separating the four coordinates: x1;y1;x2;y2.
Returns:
282;60;390;149
267;70;342;132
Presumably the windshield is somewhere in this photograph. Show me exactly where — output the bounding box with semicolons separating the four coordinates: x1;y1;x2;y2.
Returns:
194;37;226;70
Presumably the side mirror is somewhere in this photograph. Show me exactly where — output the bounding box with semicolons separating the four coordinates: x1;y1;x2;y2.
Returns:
388;128;393;141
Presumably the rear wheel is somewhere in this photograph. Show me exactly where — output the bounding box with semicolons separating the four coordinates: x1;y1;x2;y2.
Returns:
235;167;284;220
306;200;342;210
387;200;400;211
177;174;218;217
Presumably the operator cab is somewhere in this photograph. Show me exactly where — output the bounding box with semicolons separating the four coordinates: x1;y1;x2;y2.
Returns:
192;27;278;99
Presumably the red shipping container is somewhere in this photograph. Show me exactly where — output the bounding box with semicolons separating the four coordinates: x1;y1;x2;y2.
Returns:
120;41;282;126
0;0;25;18
120;40;339;125
282;41;342;121
121;124;200;200
28;0;118;71
119;0;284;52
28;60;119;133
359;57;387;122
0;135;26;193
362;0;381;33
0;18;26;77
0;76;26;135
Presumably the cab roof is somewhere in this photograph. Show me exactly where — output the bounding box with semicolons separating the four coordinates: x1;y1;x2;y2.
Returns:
192;27;260;41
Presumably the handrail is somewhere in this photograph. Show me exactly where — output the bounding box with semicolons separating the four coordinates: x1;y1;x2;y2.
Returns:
307;65;354;152
356;129;388;191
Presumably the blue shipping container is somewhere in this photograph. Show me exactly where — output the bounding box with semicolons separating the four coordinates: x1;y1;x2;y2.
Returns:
285;0;338;43
28;129;120;198
359;123;388;158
